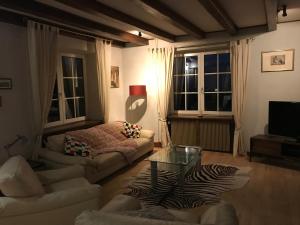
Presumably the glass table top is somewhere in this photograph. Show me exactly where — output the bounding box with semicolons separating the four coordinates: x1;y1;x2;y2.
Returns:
146;145;201;166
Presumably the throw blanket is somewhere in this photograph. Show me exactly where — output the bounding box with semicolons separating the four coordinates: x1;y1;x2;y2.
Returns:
66;122;138;163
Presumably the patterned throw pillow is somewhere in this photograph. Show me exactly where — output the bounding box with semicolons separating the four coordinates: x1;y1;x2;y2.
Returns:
122;121;142;138
64;135;91;157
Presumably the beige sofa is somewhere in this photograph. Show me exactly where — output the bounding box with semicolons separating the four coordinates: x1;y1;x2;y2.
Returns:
39;129;154;183
0;157;101;225
75;194;239;225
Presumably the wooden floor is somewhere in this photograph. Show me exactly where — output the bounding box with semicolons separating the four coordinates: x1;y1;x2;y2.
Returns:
99;149;300;225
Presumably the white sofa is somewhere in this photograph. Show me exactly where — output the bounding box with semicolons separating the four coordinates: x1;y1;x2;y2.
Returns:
0;161;101;225
75;194;239;225
39;129;154;183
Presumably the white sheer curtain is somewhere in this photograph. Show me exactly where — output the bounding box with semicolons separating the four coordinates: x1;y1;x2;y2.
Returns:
95;39;111;123
151;47;174;147
230;39;251;157
27;21;59;158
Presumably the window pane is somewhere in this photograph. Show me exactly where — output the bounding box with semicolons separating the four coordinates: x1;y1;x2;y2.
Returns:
64;79;74;98
75;98;86;117
62;56;74;77
219;74;231;91
65;99;75;119
173;56;185;74
185;56;198;74
173;76;185;92
74;58;83;77
52;79;58;99
74;78;85;97
219;93;232;111
204;54;217;73
186;75;198;92
205;93;217;111
186;94;198;110
219;53;230;72
174;94;185;110
204;74;217;92
48;100;60;122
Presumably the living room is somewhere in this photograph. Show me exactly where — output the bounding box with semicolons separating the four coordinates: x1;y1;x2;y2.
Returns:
0;1;300;225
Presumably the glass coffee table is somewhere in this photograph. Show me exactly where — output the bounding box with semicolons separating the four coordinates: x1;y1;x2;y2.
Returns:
146;145;202;192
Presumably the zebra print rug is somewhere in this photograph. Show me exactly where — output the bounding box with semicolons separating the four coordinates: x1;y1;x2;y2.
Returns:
123;164;250;209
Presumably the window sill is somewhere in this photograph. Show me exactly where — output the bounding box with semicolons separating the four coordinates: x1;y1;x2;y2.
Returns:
168;114;233;121
43;120;103;138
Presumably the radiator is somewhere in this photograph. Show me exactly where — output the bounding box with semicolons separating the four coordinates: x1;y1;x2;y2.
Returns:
171;119;232;152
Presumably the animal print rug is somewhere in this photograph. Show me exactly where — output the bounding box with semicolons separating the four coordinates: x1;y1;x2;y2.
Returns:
123;164;251;209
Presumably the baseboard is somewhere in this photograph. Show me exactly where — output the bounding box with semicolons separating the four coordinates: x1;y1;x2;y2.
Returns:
154;142;162;147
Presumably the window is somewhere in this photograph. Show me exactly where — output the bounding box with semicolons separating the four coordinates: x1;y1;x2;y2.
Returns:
47;54;86;126
173;54;199;111
172;50;231;114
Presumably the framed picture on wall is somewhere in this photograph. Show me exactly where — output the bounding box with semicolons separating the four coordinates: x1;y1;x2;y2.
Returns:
0;78;12;89
261;49;294;72
111;66;119;88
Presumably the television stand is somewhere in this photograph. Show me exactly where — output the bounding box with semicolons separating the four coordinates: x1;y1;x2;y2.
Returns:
250;135;300;161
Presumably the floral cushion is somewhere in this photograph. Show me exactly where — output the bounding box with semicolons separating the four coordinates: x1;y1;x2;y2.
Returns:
64;135;91;157
122;121;142;138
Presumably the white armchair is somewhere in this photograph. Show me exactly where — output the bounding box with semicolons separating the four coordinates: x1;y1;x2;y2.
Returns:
0;164;101;225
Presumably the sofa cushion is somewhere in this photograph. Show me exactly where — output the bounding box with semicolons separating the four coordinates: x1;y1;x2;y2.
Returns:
168;209;200;223
45;134;65;152
0;156;45;197
64;135;91;157
200;202;238;225
46;177;91;192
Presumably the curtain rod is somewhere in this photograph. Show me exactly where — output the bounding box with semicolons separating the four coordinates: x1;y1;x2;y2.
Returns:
175;41;230;53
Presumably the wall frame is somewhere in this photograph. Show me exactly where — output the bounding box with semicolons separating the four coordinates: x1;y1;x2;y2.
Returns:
0;78;12;89
111;66;119;88
261;49;294;72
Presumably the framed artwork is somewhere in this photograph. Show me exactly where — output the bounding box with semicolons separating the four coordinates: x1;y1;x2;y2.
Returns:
111;66;119;88
261;49;294;72
0;78;12;89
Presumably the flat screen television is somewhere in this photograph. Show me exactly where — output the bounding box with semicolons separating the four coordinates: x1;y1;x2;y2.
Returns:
268;101;300;139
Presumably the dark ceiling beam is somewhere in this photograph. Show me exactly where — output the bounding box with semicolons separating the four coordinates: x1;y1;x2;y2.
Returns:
136;0;205;39
0;7;126;47
264;0;278;31
197;0;237;35
55;0;176;42
0;0;148;46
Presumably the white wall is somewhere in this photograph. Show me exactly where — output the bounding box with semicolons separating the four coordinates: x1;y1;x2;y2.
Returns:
0;22;33;164
243;21;300;150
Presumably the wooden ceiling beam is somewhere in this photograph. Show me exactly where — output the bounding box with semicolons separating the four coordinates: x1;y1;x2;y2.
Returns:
136;0;205;39
55;0;176;42
264;0;278;31
0;7;126;47
197;0;237;35
0;0;148;46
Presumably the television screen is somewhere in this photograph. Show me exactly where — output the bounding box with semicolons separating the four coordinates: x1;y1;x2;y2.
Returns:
268;101;300;138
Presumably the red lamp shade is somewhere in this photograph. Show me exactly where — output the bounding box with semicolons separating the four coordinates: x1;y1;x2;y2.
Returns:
129;85;147;96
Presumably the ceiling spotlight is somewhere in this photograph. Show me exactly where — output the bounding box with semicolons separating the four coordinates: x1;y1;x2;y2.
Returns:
138;31;142;37
278;5;287;17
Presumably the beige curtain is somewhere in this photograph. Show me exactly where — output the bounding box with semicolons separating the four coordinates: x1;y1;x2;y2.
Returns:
95;39;111;123
27;21;59;158
230;39;251;157
151;47;174;147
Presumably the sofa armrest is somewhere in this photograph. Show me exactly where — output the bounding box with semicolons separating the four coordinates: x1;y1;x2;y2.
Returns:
36;165;85;185
140;130;154;140
75;211;198;225
100;194;141;212
0;185;101;217
200;202;238;225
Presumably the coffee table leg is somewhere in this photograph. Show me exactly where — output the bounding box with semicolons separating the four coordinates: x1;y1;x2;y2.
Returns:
151;161;158;188
178;164;185;194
